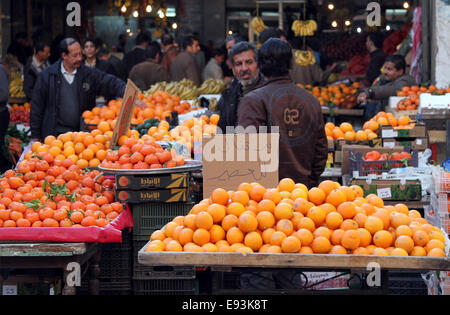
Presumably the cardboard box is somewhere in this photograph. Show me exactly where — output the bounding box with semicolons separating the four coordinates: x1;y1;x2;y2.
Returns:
116;189;191;204
350;178;422;201
115;173;189;190
328;138;335;151
1;276;62;295
335;138;382;151
383;138;429;151
380;124;427;139
341;145;407;175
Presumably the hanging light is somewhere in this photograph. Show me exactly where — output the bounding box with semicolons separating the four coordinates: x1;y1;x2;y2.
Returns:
228;30;233;35
126;28;131;33
356;27;362;33
345;20;351;26
172;22;178;30
386;25;391;31
328;3;335;10
158;9;165;18
403;1;410;9
121;5;127;13
133;10;139;18
331;20;338;28
146;5;152;13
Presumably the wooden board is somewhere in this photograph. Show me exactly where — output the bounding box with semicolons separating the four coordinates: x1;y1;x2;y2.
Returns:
0;243;88;257
321;107;364;117
138;250;450;271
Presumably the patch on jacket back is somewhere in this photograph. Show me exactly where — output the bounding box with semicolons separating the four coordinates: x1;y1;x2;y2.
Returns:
82;82;90;92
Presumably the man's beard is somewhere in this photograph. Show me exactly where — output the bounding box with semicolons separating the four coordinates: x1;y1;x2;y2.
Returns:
238;72;259;88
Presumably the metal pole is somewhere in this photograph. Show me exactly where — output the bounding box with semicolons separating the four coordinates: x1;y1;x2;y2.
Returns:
279;1;283;30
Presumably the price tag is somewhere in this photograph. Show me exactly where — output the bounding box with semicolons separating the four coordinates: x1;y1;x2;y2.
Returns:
384;141;395;148
416;139;422;145
382;129;398;138
2;285;17;295
377;188;392;199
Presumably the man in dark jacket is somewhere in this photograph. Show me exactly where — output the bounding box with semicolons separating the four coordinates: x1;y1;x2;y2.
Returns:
129;45;170;91
357;54;417;119
360;32;386;89
217;41;264;134
97;48;127;81
170;35;202;87
7;32;33;66
30;38;126;142
123;32;152;77
23;42;51;101
238;38;328;188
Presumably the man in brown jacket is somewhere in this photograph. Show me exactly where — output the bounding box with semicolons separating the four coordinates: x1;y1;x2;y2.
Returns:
238;38;328;188
357;54;417;118
160;34;179;73
170;35;201;87
128;45;170;91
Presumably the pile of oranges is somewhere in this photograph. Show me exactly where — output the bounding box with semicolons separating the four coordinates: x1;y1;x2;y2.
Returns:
145;179;447;257
326;112;414;141
100;138;185;170
82;91;194;127
0;155;123;228
299;82;360;107
396;85;450;111
27;129;114;169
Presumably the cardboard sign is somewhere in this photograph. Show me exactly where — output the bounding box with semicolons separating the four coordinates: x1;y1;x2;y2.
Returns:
110;79;139;147
202;133;279;198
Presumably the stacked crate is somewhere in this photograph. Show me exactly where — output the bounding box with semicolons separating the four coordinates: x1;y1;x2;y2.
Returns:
115;172;198;295
380;123;428;151
430;166;450;236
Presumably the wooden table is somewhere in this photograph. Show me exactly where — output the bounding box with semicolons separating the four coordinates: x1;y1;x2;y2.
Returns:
138;250;449;295
0;242;101;295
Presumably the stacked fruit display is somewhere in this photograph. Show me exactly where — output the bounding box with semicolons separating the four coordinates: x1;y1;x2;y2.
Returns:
9;103;30;124
396;85;450;111
9;76;26;99
144;79;227;101
326;112;415;141
99;138;185;170
300;83;360;107
144;179;447;257
0;156;123;228
82;91;193;127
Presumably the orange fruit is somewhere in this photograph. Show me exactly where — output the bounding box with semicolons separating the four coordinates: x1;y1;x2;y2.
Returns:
336;202;356;219
373;230;393;248
231;190;250;206
372;211;390;230
389;212;411;229
390;248;409;256
319;203;337;215
257;199;276;214
293;228;314;246
293;198;313;215
195;212;214;230
311;236;332;253
270;231;287;246
318;180;336;195
395;225;413;238
429;230;446;244
274;202;294;220
373;247;389;256
354;213;368;228
350;185;364;198
308;188;326;206
313;226;332;240
263;189;282;205
209;225;226;243
266;245;282;253
249;184;266;202
329;245;348;255
276;219;294;236
341;230;360;250
425;239;445;253
427;248;446;257
395;235;415;254
412;230;430;247
297;217;316;232
306;206;326;227
281;236;301;253
227;202;246;217
226;227;244;244
193;228;211;246
244;232;263;251
222;214;239;231
256;211;275;230
410;246;427;257
278;178;295;193
325;211;344;230
340;219;359;231
299;246;314;254
357;228;372;247
326;189;347;207
290;188;308;201
210;188;229;206
178;228;194;245
207;204;226;223
238;212;258;233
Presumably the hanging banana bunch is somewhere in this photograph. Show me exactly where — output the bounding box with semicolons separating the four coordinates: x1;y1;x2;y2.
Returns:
292;20;318;37
251;17;266;35
294;50;316;66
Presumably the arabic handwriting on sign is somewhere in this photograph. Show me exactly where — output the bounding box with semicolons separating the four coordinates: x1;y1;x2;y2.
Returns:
208;168;265;182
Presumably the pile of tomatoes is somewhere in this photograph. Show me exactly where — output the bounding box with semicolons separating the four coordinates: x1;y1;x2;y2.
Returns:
100;138;185;170
0;153;123;228
363;151;412;162
396;85;450;111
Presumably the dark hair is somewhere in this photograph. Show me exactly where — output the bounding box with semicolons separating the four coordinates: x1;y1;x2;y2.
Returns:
145;45;161;60
212;48;226;58
60;38;80;55
182;35;198;50
225;34;243;45
34;42;50;54
83;38;98;49
162;34;174;46
136;32;152;45
259;38;292;77
119;34;126;41
260;27;285;44
367;32;384;49
230;41;258;65
385;54;406;72
97;48;110;58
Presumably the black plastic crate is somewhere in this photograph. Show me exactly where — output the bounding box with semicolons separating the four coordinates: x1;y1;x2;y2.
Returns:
77;278;132;296
388;272;427;295
132;279;197;295
131;202;195;241
98;230;133;280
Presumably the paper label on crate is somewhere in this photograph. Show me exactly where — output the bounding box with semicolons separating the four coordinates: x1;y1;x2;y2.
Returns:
377;187;392;199
384;142;395;148
382;129;398;138
2;285;17;295
416;139;423;145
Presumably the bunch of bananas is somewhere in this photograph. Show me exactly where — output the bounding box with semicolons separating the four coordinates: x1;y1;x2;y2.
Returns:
294;50;316;66
197;79;227;95
292;20;318;37
251;17;266;35
9;77;25;98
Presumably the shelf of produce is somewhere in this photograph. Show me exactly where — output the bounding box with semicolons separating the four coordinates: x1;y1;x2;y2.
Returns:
138;251;450;272
8;98;28;105
321;107;364;117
